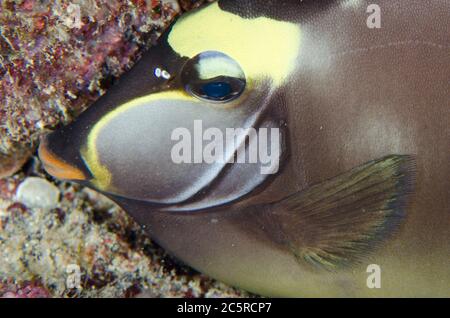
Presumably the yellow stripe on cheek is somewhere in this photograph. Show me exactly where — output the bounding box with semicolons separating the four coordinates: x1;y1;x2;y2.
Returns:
168;2;302;87
80;143;111;190
81;91;194;191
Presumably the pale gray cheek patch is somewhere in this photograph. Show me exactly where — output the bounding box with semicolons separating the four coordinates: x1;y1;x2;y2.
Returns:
95;96;267;205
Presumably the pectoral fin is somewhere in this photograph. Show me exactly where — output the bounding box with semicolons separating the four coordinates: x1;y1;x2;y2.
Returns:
258;155;415;271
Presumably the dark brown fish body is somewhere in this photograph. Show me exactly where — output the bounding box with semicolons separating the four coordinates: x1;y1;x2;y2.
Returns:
39;0;449;296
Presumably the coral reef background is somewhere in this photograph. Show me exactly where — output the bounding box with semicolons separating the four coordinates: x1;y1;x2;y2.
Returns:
0;0;247;297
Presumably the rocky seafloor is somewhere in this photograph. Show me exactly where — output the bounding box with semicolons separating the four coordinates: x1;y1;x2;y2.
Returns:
0;0;248;297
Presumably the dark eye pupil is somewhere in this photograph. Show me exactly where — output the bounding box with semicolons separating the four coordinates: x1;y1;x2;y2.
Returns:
201;82;232;99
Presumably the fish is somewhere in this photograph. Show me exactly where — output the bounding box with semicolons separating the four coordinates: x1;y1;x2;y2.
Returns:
38;0;450;296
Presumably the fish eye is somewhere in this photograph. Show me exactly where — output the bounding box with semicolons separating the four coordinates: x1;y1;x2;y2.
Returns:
181;51;246;103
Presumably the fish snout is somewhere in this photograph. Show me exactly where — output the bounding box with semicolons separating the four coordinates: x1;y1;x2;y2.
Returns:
38;134;87;181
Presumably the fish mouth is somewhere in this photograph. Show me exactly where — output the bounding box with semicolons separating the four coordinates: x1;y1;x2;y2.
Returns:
38;136;86;181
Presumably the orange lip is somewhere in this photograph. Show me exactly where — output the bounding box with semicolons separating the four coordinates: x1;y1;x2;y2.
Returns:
38;138;86;181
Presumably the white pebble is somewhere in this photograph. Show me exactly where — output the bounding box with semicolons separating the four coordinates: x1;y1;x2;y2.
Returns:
16;177;60;210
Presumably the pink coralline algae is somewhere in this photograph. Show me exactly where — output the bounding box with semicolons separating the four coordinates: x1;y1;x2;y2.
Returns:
0;281;51;298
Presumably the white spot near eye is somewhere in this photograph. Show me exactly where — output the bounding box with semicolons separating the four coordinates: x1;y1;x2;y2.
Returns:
161;70;171;79
154;67;171;80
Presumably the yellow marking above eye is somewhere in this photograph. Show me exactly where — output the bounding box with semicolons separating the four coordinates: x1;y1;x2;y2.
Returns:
168;2;302;87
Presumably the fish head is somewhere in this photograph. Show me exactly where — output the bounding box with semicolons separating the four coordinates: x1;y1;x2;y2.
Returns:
39;1;305;211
